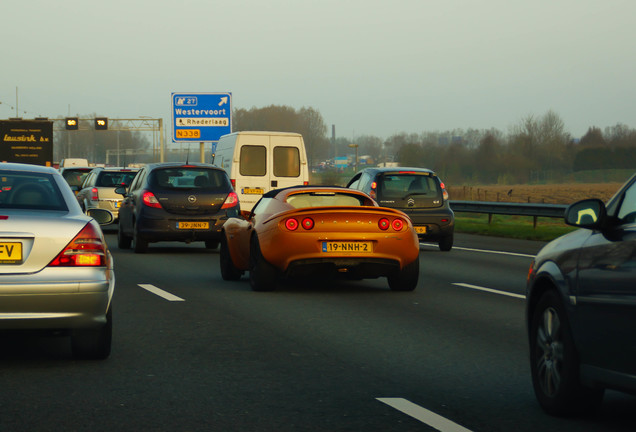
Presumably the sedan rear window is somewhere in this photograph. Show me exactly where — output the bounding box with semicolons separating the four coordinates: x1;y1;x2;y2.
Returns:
0;172;67;211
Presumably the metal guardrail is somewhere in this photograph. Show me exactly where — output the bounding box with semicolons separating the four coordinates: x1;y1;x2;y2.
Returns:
449;201;568;227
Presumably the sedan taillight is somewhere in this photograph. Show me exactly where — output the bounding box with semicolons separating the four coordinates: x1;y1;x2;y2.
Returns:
48;221;107;267
142;191;162;208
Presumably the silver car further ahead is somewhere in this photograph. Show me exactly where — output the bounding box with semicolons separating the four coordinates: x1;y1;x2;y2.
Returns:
0;162;115;359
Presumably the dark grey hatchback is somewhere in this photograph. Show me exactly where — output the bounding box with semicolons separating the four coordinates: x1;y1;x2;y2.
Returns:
347;167;454;250
526;172;636;416
116;162;239;253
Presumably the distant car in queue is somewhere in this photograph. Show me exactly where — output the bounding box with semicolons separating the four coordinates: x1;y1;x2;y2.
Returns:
220;185;420;292
116;162;239;253
59;166;93;194
346;167;454;251
76;166;139;221
0;162;115;360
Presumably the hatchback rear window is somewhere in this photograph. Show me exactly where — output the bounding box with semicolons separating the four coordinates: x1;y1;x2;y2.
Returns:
378;174;440;199
0;172;67;211
150;168;230;190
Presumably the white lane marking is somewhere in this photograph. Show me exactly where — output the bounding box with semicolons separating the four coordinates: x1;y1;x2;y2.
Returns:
420;243;535;258
453;283;525;299
138;284;185;302
377;398;473;432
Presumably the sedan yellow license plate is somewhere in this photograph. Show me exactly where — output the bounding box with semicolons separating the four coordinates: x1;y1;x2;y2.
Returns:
414;226;427;234
322;241;372;253
242;187;264;195
0;242;22;263
177;222;209;229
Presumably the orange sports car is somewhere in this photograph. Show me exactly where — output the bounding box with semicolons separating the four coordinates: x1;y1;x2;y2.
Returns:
219;186;420;291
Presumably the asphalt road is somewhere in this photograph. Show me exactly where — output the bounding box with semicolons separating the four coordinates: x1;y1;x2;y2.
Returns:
0;232;634;432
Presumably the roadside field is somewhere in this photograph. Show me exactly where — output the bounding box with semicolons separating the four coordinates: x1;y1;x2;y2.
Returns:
447;183;623;204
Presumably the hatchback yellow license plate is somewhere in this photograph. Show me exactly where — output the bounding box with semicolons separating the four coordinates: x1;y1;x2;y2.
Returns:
177;222;209;229
0;242;22;263
414;226;427;234
242;188;264;195
322;241;372;253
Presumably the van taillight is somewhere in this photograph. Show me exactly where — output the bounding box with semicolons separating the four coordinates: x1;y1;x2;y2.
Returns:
230;179;236;188
303;181;309;185
48;221;107;267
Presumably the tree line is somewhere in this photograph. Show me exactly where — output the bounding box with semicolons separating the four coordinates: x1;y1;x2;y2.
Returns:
58;107;636;185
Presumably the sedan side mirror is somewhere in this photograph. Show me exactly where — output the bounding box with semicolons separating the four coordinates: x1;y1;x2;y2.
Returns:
564;198;606;229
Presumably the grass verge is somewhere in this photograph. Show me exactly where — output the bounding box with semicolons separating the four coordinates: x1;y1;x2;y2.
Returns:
454;213;576;242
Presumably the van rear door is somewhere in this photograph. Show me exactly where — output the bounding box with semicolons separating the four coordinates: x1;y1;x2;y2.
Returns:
269;134;306;190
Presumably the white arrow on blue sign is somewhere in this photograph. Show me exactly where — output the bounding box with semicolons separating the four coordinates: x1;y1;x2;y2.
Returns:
171;92;232;142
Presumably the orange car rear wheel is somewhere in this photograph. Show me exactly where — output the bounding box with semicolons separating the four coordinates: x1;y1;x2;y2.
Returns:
387;257;419;291
249;235;278;292
220;235;243;281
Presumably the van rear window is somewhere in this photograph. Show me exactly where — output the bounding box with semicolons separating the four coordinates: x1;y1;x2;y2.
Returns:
240;146;266;176
273;146;300;177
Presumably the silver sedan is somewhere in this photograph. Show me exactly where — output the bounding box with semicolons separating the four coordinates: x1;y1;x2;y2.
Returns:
0;162;115;359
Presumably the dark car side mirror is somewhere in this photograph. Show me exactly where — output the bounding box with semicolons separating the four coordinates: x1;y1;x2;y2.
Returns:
114;186;127;196
564;198;606;229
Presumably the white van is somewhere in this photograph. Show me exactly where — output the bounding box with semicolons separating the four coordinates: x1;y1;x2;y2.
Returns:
214;131;309;211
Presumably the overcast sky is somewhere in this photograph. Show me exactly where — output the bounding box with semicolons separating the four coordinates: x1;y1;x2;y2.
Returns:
2;0;635;141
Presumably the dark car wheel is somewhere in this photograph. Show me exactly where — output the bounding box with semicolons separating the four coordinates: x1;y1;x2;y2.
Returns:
530;290;604;416
249;235;277;292
220;235;242;281
117;224;132;249
439;234;453;251
71;306;112;360
133;222;148;253
387;257;419;291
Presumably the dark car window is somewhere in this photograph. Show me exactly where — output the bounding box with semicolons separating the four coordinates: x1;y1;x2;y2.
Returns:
150;168;230;190
617;180;636;223
0;172;67;211
378;174;440;199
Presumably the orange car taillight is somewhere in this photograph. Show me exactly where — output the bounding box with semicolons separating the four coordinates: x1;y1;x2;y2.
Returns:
301;217;314;230
91;187;99;201
142;191;162;208
221;192;239;209
378;218;390;230
379;217;405;231
285;218;299;231
48;222;107;267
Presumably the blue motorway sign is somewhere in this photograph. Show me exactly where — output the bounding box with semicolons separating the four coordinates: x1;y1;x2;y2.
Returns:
171;92;232;142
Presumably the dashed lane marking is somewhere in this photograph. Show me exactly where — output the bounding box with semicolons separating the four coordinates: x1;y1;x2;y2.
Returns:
138;284;185;302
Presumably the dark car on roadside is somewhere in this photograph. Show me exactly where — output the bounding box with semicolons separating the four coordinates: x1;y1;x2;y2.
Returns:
115;162;239;253
526;172;636;416
346;167;454;251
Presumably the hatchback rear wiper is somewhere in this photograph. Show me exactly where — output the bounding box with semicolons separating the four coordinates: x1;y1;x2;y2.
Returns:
402;192;429;199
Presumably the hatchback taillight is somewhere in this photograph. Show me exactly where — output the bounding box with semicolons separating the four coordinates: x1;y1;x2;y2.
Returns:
48;221;107;267
142;191;162;208
221;192;239;209
91;187;99;201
